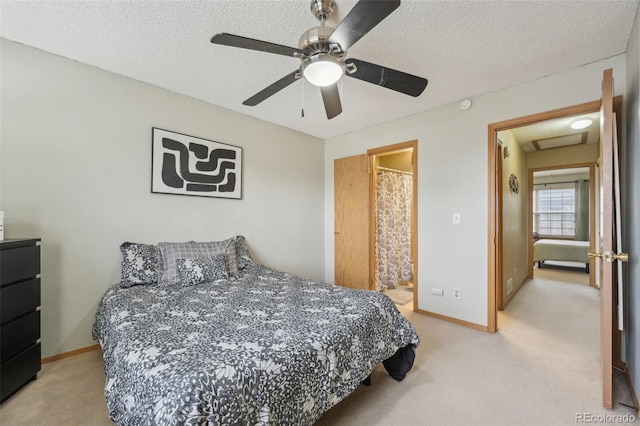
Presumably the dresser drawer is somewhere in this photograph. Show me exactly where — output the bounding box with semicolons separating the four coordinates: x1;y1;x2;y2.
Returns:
0;245;40;286
1;310;40;363
0;278;40;324
0;342;40;402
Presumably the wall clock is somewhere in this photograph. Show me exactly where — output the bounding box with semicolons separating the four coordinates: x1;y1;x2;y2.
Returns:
509;174;519;194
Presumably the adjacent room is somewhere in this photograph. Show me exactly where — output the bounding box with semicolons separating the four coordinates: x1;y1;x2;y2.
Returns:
1;1;639;424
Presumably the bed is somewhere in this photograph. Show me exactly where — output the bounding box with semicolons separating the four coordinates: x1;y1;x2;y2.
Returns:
533;239;590;272
92;236;419;425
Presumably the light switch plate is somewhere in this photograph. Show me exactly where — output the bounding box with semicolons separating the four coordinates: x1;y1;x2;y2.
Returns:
452;213;461;225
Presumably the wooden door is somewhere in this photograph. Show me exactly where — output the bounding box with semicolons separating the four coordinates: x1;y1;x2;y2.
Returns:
334;154;370;290
595;68;628;409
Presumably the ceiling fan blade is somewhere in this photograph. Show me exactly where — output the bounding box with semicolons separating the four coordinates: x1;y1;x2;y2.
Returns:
346;58;428;97
211;33;305;58
320;84;343;119
243;70;301;106
328;0;401;52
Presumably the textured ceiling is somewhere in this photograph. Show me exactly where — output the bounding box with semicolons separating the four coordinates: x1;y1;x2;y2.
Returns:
510;111;601;153
1;0;638;139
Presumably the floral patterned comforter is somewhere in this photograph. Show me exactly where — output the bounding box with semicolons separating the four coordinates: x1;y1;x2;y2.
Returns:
92;263;420;425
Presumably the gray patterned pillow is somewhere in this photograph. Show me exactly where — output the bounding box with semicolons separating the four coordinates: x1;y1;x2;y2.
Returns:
234;235;254;269
120;242;158;287
177;255;228;286
158;238;238;285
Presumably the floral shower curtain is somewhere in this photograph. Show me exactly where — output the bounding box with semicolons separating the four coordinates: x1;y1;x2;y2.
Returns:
375;171;412;291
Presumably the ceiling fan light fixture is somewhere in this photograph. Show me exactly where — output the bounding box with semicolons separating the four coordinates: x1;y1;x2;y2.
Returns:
570;119;593;130
302;55;345;87
211;0;427;119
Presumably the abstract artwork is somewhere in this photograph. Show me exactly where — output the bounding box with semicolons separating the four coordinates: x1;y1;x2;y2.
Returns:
151;128;242;199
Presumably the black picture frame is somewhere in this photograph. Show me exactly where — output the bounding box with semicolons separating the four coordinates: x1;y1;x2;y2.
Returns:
151;128;242;199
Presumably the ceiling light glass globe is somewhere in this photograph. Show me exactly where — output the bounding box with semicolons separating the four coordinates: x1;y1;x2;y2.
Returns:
570;119;593;130
303;59;343;87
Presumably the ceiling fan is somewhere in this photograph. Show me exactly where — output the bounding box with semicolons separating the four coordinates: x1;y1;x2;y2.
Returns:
210;0;428;119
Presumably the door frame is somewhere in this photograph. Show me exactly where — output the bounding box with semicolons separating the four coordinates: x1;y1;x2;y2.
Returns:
368;140;418;311
487;99;602;332
488;90;623;409
527;163;597;288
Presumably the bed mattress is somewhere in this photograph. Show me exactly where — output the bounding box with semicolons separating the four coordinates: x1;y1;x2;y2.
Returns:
92;262;419;425
533;239;589;264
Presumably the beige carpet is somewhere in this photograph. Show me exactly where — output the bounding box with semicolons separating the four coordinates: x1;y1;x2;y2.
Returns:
1;269;637;425
534;261;590;285
0;349;111;425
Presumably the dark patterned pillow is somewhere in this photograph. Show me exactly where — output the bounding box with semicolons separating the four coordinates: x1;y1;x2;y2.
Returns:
120;242;158;288
234;235;254;269
177;255;227;286
156;248;165;284
158;238;238;285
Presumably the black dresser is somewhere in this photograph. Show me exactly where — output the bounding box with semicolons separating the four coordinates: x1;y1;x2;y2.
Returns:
0;238;41;403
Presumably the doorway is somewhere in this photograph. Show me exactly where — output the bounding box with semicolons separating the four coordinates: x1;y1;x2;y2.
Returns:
488;99;603;331
488;80;625;409
529;165;596;286
368;141;418;310
333;140;418;310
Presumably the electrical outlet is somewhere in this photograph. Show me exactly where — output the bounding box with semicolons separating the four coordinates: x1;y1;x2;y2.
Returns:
453;288;461;299
507;278;513;295
431;288;444;296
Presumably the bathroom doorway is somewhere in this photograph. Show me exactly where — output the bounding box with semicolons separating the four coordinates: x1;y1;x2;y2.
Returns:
368;141;418;310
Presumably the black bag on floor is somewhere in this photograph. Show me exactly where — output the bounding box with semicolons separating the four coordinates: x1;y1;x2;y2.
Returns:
382;344;416;381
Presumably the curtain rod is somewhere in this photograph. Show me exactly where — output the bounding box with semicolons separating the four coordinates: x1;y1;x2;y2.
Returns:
533;179;588;186
375;166;413;176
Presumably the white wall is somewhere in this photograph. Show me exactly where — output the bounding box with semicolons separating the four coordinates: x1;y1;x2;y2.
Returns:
498;130;528;307
0;40;325;357
526;143;599;170
324;55;626;327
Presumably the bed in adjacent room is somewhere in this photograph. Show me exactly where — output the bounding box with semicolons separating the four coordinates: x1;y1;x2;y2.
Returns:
92;236;419;425
533;239;590;272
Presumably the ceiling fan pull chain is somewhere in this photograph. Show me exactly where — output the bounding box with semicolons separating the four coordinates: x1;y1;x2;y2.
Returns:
301;80;305;118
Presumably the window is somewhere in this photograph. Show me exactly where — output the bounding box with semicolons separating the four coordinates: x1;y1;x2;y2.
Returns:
533;187;575;237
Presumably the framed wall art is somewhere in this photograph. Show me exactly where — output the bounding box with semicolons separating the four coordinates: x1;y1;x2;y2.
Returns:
508;173;519;195
151;128;242;199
